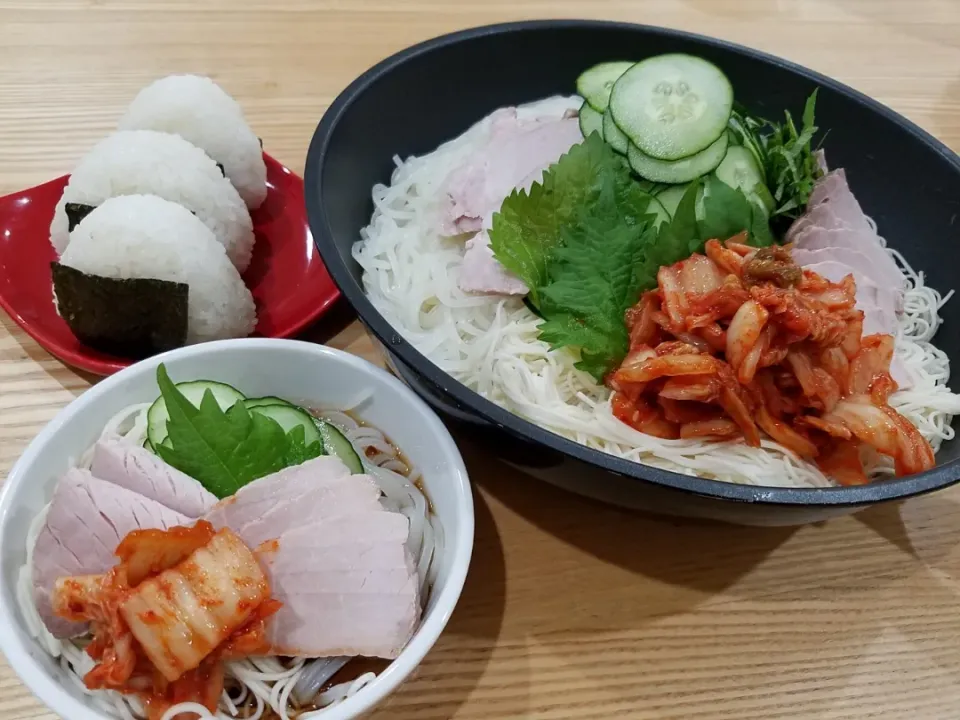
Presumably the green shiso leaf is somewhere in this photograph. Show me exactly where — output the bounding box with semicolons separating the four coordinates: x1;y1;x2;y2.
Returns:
153;364;324;498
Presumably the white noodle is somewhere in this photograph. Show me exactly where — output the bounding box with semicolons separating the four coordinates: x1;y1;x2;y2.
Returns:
355;97;960;489
17;402;443;720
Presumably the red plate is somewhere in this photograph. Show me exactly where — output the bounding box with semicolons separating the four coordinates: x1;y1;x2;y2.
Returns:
0;153;340;375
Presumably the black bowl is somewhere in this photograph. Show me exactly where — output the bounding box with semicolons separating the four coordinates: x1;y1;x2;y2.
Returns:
305;20;960;526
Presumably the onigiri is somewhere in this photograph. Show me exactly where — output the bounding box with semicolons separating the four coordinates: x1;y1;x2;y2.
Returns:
118;74;268;210
50;130;255;273
57;194;257;346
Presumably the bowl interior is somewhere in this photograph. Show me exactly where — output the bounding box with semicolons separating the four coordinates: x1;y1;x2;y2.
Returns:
308;21;960;483
0;339;473;720
0;154;341;376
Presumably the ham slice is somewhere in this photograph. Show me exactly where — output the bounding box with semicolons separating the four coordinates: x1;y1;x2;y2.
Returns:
790;246;906;300
787;164;912;388
786;202;859;242
206;455;382;547
258;512;419;659
204;455;355;535
788;169;905;300
90;434;216;518
791;226;905;306
205;455;419;659
32;468;190;638
443;108;582;295
802;260;898;336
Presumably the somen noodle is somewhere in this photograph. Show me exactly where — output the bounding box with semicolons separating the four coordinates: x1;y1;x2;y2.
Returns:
354;97;960;488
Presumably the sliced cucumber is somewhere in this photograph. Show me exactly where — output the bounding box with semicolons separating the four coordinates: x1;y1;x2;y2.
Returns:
637;180;667;195
641;194;670;227
249;404;324;448
714;147;774;215
244;396;295;409
627;131;729;184
576;61;634;112
655;184;689;217
610;53;733;161
316;420;363;474
578;104;604;139
714;146;764;195
602;107;629;155
147;381;245;447
751;183;777;214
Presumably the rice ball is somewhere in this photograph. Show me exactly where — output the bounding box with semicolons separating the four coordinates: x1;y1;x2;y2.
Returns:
50;130;255;273
118;74;268;210
59;194;257;344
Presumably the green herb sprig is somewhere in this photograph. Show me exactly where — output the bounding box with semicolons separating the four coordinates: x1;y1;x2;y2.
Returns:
727;89;823;224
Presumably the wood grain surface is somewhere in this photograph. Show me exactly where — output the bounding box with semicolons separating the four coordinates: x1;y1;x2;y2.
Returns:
1;1;959;718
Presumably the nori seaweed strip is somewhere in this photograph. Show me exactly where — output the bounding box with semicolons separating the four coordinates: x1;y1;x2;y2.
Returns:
52;263;189;358
64;203;96;232
215;162;226;177
258;137;263;149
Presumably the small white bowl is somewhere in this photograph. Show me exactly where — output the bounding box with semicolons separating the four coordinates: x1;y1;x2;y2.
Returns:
0;338;474;720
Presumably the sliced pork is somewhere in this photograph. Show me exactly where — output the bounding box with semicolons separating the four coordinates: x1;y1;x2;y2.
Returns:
33;468;190;638
786;202;859;242
786;166;912;387
802;260;898;336
258;511;419;659
204;455;357;536
788;170;906;298
459;234;530;295
790;246;906;299
204;454;419;659
444;109;581;234
206;456;382;547
90;434;217;518
444;108;582;295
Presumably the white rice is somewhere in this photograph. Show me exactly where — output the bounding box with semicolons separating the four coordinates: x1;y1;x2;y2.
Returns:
59;194;256;343
118;75;268;211
354;98;960;488
50;130;255;273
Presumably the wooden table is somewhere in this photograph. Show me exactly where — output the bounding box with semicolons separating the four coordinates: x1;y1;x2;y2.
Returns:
1;1;959;718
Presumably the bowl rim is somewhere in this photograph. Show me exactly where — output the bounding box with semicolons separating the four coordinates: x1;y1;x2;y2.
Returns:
305;18;960;507
0;338;475;720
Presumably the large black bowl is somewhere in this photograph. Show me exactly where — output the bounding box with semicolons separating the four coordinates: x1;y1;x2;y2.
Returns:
305;20;960;526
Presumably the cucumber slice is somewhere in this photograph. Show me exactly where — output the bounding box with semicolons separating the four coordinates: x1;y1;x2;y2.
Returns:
642;194;670;227
655;184;689;217
627;132;728;184
713;146;774;215
244;396;295;409
147;381;245;447
714;146;764;196
578;104;604;139
602;107;629;155
576;61;634;112
637;180;667;195
315;420;363;474
751;183;777;214
249;404;324;448
610;54;734;161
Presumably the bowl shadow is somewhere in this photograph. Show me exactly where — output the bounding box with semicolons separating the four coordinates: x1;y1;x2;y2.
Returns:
436;439;960;718
460;434;798;596
370;484;509;719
